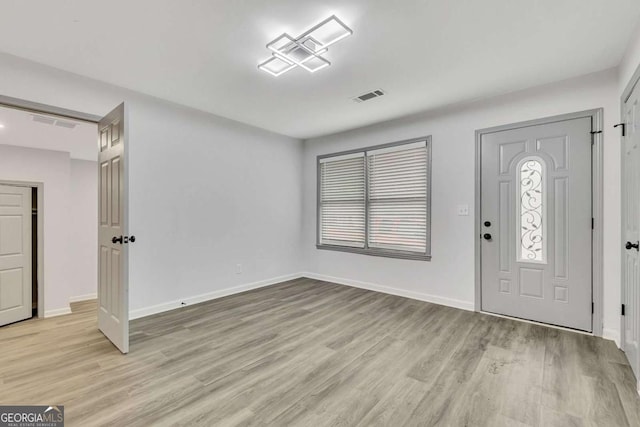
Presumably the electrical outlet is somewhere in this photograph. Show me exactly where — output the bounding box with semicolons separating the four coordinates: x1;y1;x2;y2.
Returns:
236;264;242;274
457;204;469;216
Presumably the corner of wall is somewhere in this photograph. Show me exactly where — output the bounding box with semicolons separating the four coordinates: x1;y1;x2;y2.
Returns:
619;19;640;91
44;306;72;318
603;327;621;348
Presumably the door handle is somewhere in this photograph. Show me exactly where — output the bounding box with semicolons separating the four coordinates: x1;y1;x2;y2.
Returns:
112;235;123;244
626;241;639;251
483;233;492;241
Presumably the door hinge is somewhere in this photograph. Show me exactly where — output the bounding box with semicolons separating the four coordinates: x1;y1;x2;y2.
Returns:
592;218;594;229
622;304;626;316
592;302;594;314
615;123;626;137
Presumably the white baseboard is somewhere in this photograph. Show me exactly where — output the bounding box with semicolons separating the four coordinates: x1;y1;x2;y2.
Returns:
69;293;97;303
603;328;621;348
129;271;475;321
301;272;475;312
44;306;72;318
129;273;305;320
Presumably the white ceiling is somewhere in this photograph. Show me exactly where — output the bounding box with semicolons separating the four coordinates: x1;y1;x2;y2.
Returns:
0;0;638;139
0;105;97;160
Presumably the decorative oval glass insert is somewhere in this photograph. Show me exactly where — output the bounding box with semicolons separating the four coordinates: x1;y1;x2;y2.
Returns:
520;159;544;262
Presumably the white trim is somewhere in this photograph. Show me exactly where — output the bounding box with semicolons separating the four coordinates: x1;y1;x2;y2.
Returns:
129;273;304;320
130;271;476;321
603;327;621;348
0;180;45;319
44;307;72;318
69;293;97;303
301;272;474;311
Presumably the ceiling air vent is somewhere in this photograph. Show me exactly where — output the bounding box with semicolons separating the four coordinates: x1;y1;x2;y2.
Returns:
32;114;77;129
353;89;386;103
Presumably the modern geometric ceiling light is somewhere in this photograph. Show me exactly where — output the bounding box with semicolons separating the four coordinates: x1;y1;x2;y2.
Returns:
258;15;353;76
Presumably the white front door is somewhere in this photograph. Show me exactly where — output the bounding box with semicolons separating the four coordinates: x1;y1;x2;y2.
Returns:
622;82;640;381
98;103;129;353
480;116;593;331
0;184;32;326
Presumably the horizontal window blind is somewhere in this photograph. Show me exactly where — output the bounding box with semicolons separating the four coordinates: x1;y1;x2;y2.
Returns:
319;154;366;248
367;142;427;253
317;138;430;259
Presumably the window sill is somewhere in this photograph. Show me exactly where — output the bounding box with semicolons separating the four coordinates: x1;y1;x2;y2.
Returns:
316;244;431;261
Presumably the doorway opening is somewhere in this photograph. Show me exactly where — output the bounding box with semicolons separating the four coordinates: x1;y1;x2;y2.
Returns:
0;95;130;353
0;181;42;325
0;100;95;325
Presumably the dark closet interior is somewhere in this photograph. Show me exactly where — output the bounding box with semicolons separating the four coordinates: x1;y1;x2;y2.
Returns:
31;187;37;317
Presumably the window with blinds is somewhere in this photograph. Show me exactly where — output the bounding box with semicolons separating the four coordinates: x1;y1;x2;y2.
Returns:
318;138;431;260
319;153;366;248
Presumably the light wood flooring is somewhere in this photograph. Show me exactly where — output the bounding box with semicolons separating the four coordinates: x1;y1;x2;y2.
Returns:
1;278;640;426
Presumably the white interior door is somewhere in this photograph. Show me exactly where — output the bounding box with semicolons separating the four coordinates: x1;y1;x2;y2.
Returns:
622;82;640;382
98;103;129;353
480;117;593;331
0;184;32;326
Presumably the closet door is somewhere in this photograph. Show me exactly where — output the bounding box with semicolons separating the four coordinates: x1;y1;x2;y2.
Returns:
0;184;32;326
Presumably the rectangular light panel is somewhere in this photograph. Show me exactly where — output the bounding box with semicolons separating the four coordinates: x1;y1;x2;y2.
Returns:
259;15;352;77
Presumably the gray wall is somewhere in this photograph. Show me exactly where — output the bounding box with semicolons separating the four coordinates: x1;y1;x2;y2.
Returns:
0;52;303;316
301;69;621;341
69;159;98;301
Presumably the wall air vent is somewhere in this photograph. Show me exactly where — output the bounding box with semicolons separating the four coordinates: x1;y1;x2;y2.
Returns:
54;120;77;129
353;89;386;103
32;115;77;129
32;115;56;125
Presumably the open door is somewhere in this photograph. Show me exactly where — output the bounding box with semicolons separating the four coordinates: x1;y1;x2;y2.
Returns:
622;81;640;383
98;103;129;353
0;184;32;326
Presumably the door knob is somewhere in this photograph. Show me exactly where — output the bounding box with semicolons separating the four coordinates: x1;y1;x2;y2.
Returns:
626;241;639;251
123;235;136;244
112;235;123;244
483;233;492;241
484;221;492;227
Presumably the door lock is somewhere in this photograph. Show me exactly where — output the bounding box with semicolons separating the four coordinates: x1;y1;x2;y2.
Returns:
626;241;639;251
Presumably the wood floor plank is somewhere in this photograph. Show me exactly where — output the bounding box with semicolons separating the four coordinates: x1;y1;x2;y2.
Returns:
1;278;639;426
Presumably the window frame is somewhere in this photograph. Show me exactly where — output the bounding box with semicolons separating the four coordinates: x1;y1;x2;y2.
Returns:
316;136;432;261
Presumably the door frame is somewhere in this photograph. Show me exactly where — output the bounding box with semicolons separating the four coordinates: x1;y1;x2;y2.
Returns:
0;180;43;318
0;95;125;323
620;62;640;353
474;109;604;337
0;94;101;123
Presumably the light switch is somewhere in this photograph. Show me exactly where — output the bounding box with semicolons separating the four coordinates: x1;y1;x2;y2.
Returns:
457;204;469;216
